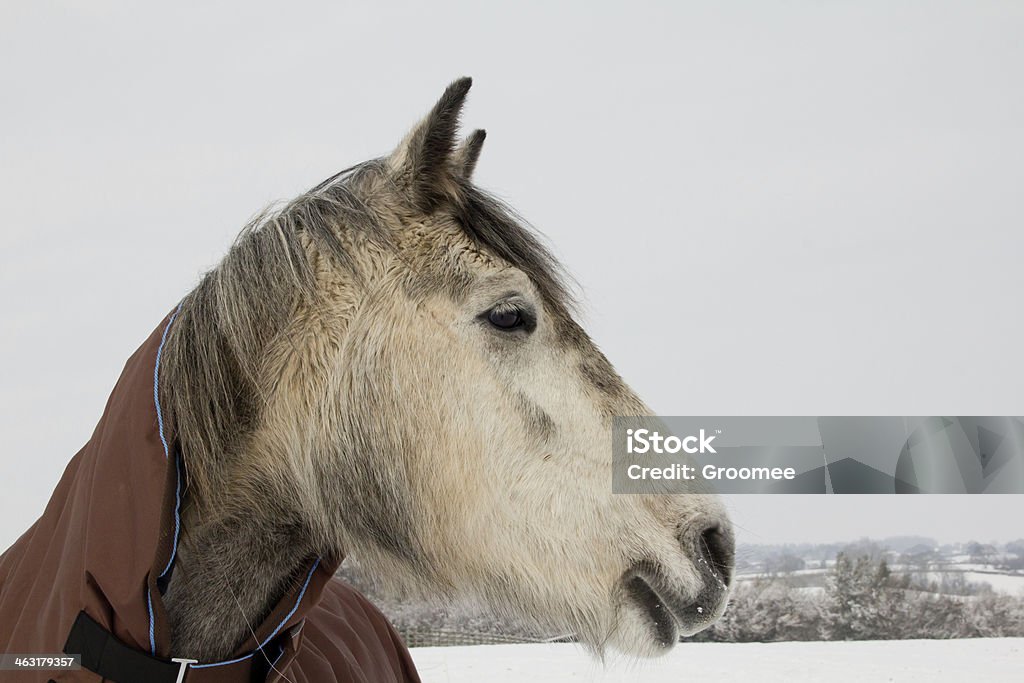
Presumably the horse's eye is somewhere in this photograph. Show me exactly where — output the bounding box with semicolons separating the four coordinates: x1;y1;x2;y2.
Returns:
487;307;523;330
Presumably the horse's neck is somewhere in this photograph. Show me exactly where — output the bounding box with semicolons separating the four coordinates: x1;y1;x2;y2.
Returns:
163;503;316;662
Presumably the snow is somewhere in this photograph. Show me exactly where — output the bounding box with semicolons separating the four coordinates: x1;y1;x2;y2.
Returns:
920;571;1024;595
410;638;1024;682
736;568;1024;595
958;563;998;571
962;572;1024;595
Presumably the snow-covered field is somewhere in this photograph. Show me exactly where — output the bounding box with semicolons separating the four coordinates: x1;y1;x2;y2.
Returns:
737;568;1024;595
411;638;1023;682
940;571;1024;595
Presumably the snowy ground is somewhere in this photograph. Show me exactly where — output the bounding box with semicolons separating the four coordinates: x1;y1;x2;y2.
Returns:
736;568;1024;595
929;571;1024;595
410;638;1023;682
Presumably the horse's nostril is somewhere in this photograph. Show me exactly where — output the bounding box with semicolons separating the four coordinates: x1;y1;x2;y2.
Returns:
697;524;735;587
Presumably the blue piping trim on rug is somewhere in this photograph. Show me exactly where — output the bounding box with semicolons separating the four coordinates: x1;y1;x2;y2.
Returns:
154;302;182;460
159;452;183;580
147;587;156;655
149;302;183;655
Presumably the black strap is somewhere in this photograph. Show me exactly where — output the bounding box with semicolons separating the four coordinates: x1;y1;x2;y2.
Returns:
64;611;183;683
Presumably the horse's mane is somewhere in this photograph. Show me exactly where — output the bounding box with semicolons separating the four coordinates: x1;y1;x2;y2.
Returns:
158;161;574;504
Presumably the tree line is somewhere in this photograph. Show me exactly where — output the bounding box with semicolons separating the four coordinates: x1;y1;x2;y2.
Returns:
688;552;1024;642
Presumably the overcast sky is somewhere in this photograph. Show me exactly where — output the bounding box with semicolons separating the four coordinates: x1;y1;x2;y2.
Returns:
1;2;1022;550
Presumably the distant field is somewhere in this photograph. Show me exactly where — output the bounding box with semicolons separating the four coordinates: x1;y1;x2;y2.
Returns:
926;571;1024;595
736;567;1024;595
411;638;1023;682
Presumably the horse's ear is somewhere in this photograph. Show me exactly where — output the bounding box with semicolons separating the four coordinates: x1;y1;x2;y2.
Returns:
452;129;486;180
389;77;473;207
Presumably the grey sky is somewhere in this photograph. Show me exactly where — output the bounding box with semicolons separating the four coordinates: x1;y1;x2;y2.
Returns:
1;2;1022;550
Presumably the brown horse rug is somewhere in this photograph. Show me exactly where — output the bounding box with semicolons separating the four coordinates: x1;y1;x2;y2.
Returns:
0;313;420;683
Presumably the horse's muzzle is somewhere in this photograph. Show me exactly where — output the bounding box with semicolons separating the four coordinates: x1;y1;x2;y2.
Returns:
624;519;735;644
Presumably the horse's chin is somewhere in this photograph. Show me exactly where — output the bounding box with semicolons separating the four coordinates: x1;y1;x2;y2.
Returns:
603;571;727;658
605;596;681;659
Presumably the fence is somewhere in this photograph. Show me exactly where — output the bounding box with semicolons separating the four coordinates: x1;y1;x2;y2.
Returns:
398;627;554;648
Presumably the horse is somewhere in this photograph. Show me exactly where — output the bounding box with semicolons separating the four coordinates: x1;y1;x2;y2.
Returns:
1;78;734;679
160;77;734;663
